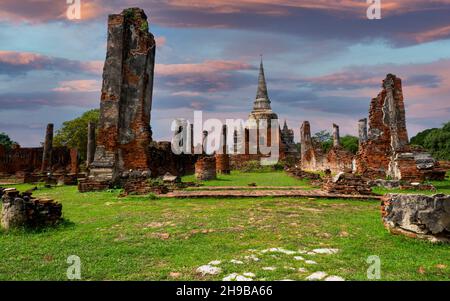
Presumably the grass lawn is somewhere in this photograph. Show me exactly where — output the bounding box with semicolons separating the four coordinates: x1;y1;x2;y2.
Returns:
0;182;449;281
181;171;312;188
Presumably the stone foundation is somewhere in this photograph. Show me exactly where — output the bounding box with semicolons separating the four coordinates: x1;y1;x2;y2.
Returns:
1;188;62;230
195;157;217;181
78;180;110;192
323;172;372;195
215;154;231;174
382;194;450;243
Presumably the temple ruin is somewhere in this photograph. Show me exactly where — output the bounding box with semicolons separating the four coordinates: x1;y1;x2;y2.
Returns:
78;8;197;193
299;74;446;183
355;74;446;181
0;124;76;184
300;121;353;174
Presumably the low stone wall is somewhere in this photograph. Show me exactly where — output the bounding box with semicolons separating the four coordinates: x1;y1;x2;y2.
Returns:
78;179;110;192
195;157;217;181
323;172;372;195
1;188;62;230
382;194;450;243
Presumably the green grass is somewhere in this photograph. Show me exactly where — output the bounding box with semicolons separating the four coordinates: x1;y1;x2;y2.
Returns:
0;183;449;281
182;171;312;187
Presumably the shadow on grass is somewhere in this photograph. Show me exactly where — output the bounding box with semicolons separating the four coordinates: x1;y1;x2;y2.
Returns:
0;218;75;235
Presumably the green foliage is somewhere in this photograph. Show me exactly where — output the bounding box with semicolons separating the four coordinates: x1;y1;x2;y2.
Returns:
140;20;149;32
53;109;99;161
0;132;15;150
410;128;437;146
341;135;359;154
410;121;450;160
312;131;358;154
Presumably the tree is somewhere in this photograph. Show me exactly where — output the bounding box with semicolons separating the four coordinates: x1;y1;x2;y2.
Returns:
410;121;450;160
312;131;358;154
312;130;332;152
341;135;359;154
410;128;437;147
54;109;99;161
0;132;16;150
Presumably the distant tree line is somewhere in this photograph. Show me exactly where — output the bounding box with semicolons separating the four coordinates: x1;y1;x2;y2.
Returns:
410;121;450;160
0;132;16;150
54;109;100;161
312;130;359;154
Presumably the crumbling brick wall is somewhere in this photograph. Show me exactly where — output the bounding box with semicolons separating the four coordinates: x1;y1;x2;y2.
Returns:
300;121;353;173
148;141;197;177
0;145;71;176
356;74;444;181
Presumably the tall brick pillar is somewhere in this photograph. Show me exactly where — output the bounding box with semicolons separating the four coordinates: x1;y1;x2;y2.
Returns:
358;118;368;145
300;121;312;163
332;124;340;147
216;125;230;174
41;123;53;173
88;8;155;184
70;149;79;174
86;122;96;167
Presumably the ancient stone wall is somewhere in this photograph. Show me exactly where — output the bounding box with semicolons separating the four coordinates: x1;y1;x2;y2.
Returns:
148;141;197;177
0;145;71;176
356;74;445;181
0;188;62;230
382;194;450;243
300;121;353;174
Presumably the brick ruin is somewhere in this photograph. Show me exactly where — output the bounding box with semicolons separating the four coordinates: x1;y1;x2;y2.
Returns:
82;8;155;189
356;74;446;182
0;187;63;230
300;121;353;174
382;194;450;243
79;8;197;193
299;74;446;183
195;157;217;181
0;124;76;183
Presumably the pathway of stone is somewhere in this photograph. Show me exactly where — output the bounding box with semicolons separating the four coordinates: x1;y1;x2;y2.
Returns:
186;186;310;191
195;247;346;281
162;189;382;200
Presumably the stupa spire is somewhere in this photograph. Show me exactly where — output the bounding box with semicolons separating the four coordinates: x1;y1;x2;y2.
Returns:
253;55;272;111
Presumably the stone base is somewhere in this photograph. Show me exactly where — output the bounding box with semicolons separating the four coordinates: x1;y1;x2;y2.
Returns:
323;172;372;195
382;194;450;243
78;179;111;192
215;154;231;174
122;179;169;195
195;157;217;181
1;188;62;230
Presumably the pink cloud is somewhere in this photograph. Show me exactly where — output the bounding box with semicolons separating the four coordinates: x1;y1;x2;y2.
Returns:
52;80;101;92
0;50;103;75
155;60;254;75
411;25;450;43
155;36;167;47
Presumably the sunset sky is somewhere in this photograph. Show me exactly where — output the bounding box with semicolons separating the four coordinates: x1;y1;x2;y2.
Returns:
1;0;450;146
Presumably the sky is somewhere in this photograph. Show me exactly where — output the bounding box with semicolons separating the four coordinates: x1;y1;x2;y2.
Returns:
1;0;450;146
